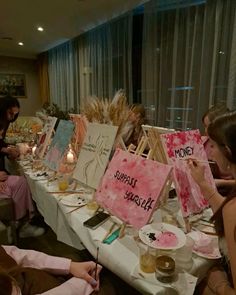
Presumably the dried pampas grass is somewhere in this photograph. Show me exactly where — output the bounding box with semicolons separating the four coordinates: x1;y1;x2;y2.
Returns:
82;90;133;143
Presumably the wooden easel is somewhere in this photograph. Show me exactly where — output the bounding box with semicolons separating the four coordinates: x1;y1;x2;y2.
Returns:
141;125;198;233
127;136;153;159
134;126;174;205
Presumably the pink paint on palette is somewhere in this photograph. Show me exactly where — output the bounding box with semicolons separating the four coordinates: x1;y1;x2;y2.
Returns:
139;223;186;249
154;231;178;247
95;148;172;229
161;130;215;217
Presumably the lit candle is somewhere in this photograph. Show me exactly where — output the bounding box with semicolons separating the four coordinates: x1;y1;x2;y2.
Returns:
32;146;37;157
66;150;74;163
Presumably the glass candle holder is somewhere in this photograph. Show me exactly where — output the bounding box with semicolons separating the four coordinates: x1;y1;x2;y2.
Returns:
155;255;175;283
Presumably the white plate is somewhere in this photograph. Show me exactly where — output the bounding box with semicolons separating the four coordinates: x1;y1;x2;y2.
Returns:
187;231;221;259
60;195;87;207
139;223;186;250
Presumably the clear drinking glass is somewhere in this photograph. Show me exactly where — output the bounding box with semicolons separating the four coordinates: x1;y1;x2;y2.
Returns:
174;236;194;270
57;174;69;191
86;194;99;211
137;241;157;273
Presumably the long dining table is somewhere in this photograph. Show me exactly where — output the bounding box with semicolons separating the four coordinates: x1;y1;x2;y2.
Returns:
8;158;217;295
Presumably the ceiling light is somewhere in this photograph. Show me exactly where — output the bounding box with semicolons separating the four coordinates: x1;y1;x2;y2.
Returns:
37;26;44;32
18;42;24;46
1;37;13;40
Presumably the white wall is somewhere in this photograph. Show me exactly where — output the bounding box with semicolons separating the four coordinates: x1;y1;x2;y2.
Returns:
0;56;41;116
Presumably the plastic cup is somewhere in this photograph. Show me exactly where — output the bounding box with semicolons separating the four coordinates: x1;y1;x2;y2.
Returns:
174;236;194;270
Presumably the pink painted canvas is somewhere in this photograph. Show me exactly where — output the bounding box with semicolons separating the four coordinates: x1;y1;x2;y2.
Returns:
161;130;215;217
95;148;172;229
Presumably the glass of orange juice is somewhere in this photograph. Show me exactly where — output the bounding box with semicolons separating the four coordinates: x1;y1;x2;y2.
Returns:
137;241;157;273
58;174;69;191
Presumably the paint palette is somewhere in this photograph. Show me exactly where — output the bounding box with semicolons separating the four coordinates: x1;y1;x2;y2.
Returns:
187;231;221;259
139;223;186;250
60;195;87;207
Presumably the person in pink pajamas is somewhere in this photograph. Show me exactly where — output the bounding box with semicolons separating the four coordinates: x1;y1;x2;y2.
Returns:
0;121;44;238
0;245;102;295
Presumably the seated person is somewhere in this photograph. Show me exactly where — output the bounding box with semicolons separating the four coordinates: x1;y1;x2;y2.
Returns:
188;111;236;294
0;245;101;295
0;96;21;172
124;104;146;147
202;103;235;195
0;122;44;238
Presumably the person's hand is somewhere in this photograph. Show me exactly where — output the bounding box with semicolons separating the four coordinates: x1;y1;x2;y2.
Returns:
7;146;20;160
70;261;102;290
0;171;8;182
187;158;207;186
0;181;7;193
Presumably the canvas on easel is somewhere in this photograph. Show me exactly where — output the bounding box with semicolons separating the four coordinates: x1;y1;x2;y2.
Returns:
161;129;215;217
44;120;75;171
95;148;172;229
35;116;58;159
140;125;175;203
73;123;118;189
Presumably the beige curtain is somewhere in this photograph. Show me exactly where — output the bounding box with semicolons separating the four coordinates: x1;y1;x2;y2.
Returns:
227;5;236;109
37;52;50;104
74;12;133;109
142;0;236;130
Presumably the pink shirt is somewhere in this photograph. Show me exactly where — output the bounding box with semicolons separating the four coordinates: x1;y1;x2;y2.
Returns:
3;246;93;295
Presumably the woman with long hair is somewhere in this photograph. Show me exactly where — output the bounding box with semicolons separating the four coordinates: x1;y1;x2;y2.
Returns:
202;103;234;195
188;111;236;294
0;95;20;171
0;122;44;238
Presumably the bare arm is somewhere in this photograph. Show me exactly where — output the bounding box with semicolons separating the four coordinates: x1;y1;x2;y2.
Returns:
1;146;20;159
215;179;236;187
187;160;224;213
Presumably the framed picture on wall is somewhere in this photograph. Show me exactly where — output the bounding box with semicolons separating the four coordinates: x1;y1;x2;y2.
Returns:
0;73;26;98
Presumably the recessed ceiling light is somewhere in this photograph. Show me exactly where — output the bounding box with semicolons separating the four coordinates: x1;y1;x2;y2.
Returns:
1;37;13;40
18;42;24;46
37;26;44;32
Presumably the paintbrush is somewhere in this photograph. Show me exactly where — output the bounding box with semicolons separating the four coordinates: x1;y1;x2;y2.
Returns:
48;191;84;194
178;158;215;164
66;204;86;214
94;247;99;280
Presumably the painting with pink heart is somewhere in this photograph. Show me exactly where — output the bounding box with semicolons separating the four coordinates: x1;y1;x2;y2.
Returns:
95;148;172;229
161;129;215;217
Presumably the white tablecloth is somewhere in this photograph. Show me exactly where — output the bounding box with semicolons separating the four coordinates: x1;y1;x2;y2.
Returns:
15;160;216;295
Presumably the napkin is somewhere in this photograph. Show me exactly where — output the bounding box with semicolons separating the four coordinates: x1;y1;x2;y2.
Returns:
131;264;197;295
88;219;118;242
